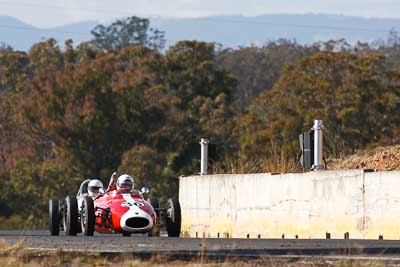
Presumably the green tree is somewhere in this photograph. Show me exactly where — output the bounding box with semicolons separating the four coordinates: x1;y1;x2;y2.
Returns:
0;50;29;92
28;39;64;71
239;51;400;163
160;41;237;175
8;159;78;227
90;16;165;51
118;145;166;191
0;42;12;52
217;39;320;111
20;43;167;178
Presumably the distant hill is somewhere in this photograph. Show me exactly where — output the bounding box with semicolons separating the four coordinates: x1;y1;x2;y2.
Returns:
1;14;400;51
0;16;95;51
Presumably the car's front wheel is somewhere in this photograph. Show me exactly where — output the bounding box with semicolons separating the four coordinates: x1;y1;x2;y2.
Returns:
63;195;79;236
49;199;60;236
80;196;95;236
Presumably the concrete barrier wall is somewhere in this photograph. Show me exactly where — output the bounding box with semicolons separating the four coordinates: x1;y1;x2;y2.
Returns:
179;170;400;239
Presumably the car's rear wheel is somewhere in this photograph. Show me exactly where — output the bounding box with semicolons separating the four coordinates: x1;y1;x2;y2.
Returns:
63;195;79;236
148;197;159;209
147;197;160;237
80;196;95;236
49;199;60;236
166;197;181;237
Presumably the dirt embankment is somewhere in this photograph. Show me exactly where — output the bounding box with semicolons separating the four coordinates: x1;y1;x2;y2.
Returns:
329;145;400;171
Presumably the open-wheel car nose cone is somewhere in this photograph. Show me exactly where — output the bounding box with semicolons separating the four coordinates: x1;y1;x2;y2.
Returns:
125;217;150;228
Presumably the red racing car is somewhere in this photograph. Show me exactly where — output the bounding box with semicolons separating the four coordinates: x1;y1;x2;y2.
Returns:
49;173;181;237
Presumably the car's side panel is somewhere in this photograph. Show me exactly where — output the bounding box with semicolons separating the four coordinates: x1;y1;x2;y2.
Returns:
93;194;114;233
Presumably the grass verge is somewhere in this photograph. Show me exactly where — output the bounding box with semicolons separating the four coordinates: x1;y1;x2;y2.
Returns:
0;240;398;267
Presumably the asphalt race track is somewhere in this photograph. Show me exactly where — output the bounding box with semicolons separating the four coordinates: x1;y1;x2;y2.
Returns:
3;230;400;260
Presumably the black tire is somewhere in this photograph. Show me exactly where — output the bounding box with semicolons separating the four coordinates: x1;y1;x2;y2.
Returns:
122;232;131;236
80;196;95;236
63;195;79;236
166;197;181;237
147;197;160;237
49;199;60;236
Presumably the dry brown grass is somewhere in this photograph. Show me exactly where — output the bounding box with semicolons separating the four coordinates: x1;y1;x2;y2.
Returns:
0;241;396;267
0;254;398;267
0;238;395;267
213;144;400;175
211;152;302;175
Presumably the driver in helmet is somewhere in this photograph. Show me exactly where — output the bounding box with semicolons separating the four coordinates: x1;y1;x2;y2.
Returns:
87;179;104;198
116;174;134;193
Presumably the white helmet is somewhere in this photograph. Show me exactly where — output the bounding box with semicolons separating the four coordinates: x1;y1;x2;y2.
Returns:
88;179;104;198
116;174;134;191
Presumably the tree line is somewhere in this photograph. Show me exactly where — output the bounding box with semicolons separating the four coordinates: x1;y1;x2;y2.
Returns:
0;16;399;228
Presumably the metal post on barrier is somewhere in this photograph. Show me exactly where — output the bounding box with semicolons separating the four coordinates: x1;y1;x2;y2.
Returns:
312;120;324;170
199;138;209;175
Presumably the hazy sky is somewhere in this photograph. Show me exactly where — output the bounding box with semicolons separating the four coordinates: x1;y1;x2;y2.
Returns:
0;0;399;27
